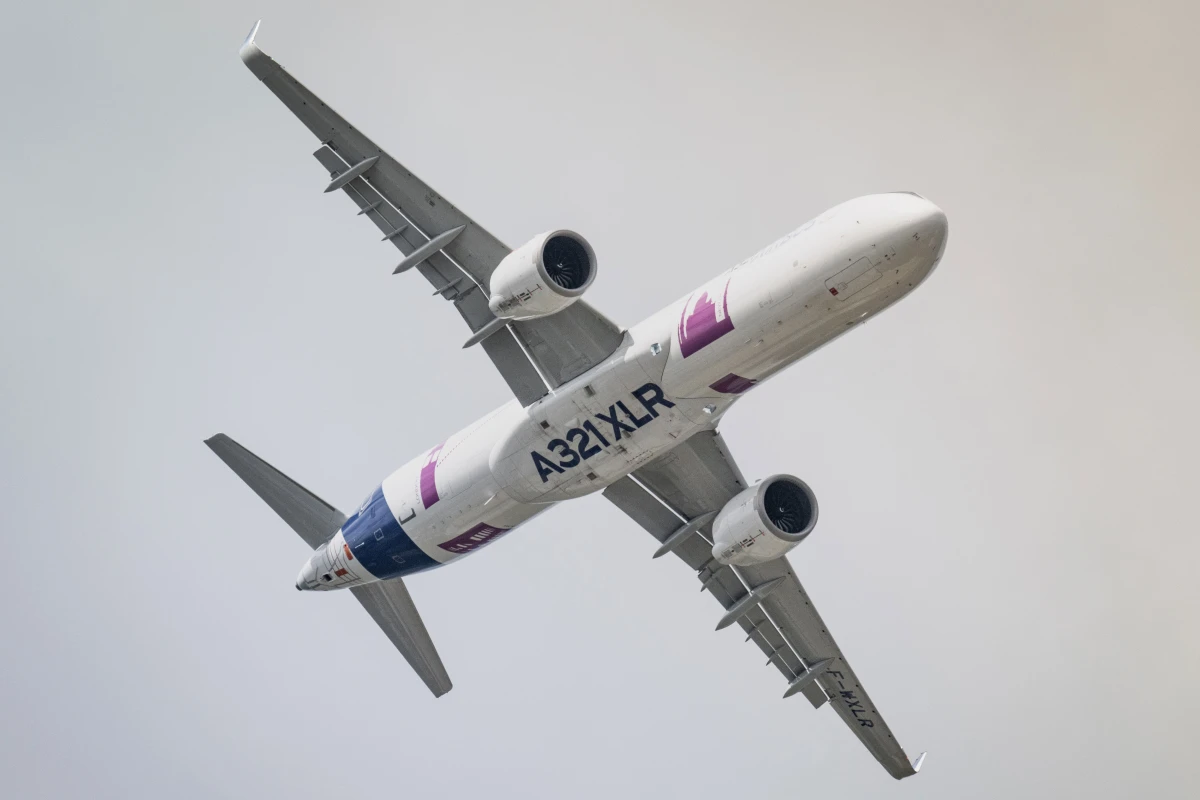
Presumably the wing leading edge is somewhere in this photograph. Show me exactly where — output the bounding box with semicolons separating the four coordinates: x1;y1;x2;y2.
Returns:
603;430;925;780
238;22;624;406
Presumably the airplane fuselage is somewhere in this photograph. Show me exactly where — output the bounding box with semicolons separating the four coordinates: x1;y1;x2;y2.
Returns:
296;192;948;591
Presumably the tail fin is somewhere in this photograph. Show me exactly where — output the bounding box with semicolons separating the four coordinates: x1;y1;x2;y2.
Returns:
205;433;453;696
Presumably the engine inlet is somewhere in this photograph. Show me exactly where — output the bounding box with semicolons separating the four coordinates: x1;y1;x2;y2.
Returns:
763;478;817;538
542;235;592;290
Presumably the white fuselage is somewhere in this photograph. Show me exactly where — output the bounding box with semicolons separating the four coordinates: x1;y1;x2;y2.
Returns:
297;193;948;591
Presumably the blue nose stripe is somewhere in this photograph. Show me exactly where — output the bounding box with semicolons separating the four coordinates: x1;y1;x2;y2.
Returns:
341;487;439;579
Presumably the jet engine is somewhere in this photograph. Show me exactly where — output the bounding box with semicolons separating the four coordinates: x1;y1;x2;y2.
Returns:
711;475;818;566
488;230;596;321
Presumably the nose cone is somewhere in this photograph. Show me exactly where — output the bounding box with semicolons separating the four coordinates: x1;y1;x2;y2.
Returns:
890;192;948;271
919;199;949;269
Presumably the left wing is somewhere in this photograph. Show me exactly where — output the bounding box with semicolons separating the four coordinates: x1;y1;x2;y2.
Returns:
603;430;925;780
238;22;624;406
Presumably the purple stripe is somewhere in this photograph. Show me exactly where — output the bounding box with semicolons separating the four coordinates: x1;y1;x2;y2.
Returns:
709;373;757;394
419;443;444;509
437;523;510;554
678;278;734;358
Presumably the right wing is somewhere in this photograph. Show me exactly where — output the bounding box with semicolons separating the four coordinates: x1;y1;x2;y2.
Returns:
238;22;624;406
603;430;925;780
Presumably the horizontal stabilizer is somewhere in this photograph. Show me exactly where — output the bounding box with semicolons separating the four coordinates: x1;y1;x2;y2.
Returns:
205;433;452;696
205;433;344;549
352;581;454;697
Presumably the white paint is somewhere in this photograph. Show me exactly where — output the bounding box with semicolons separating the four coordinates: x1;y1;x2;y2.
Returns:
710;476;818;566
487;230;596;320
317;192;947;586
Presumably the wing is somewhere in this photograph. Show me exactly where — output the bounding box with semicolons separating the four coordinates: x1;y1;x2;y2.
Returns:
238;22;624;406
603;430;925;780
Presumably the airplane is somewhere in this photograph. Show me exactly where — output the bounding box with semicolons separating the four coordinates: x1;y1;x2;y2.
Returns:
208;21;947;780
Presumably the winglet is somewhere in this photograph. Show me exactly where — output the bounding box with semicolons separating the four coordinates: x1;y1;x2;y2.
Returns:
239;20;277;80
911;752;927;774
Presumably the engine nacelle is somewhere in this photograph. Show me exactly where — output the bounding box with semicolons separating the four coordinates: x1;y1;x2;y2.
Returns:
488;230;596;321
711;475;818;566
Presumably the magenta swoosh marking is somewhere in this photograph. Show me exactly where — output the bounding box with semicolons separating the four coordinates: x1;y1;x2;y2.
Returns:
437;522;510;554
709;373;757;394
419;443;445;509
678;277;734;358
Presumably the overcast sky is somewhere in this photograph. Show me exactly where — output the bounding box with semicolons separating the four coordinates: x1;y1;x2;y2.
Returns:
1;1;1197;797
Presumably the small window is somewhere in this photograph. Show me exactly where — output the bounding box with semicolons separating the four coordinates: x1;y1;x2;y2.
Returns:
584;384;596;397
321;573;332;582
374;528;384;541
539;420;551;430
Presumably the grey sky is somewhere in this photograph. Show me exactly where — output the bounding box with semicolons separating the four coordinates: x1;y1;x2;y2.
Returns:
1;1;1197;797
